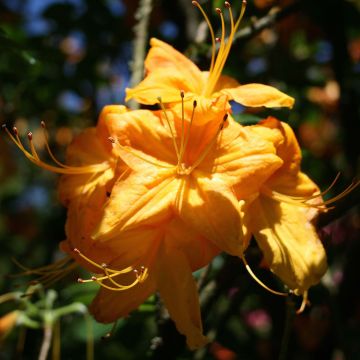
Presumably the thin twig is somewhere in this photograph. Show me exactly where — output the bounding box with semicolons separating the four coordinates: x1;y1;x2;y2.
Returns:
128;0;154;110
233;1;301;44
38;325;53;360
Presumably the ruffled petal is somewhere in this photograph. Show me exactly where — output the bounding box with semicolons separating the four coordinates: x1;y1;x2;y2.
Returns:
144;38;203;93
89;274;156;323
126;71;195;105
106;109;178;167
177;174;243;256
156;244;208;350
164;217;220;271
253;118;320;197
93;168;178;241
199;119;283;198
221;83;295;109
247;196;327;294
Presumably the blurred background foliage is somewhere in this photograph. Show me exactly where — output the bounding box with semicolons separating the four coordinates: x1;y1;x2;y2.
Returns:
0;0;359;359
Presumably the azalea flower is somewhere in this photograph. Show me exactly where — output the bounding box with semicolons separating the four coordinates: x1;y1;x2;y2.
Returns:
241;117;328;296
126;1;294;124
82;103;284;347
93;105;283;256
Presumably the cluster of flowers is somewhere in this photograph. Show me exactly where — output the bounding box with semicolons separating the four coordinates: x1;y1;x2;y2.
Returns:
6;1;330;349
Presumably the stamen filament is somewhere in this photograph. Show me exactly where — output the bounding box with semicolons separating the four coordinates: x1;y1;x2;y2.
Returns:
41;121;71;168
178;100;197;168
73;248;133;274
186;113;228;174
204;0;247;96
178;90;185;167
3;125;109;175
108;137;173;169
158;97;180;161
192;1;216;74
241;252;288;297
296;291;308;314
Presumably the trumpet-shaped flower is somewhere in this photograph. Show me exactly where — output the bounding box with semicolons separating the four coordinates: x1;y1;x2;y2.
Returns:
75;103;283;348
126;1;294;124
93;104;283;256
242;117;327;295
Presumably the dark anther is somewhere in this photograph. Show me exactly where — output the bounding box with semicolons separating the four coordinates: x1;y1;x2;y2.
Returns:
225;1;231;8
40;121;46;128
12;127;18;135
106;191;111;197
27;132;33;140
193;100;197;108
215;7;222;14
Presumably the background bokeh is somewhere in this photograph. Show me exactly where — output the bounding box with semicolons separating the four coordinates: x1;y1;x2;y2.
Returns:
0;0;359;359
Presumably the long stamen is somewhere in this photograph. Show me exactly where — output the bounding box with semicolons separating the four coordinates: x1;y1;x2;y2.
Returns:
178;90;185;167
205;0;247;96
296;291;309;314
11;256;78;288
108;136;173;169
2;125;109;175
240;252;288;297
192;1;216;74
74;248;147;291
157;97;180;161
263;176;359;210
40;121;70;168
186;113;228;174
179;100;197;165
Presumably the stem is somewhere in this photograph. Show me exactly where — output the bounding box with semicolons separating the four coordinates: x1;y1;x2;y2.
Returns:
233;2;301;44
128;0;154;110
38;325;53;360
278;297;295;360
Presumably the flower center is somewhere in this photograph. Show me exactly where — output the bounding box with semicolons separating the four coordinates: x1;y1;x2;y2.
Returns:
192;0;247;97
158;92;228;176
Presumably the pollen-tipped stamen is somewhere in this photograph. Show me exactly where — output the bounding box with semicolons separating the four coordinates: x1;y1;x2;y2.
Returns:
192;1;216;74
158;97;180;161
185;113;228;174
240;252;288;297
202;0;247;97
2;124;109;175
178;99;197;168
74;248;147;291
108;136;173;169
11;256;78;288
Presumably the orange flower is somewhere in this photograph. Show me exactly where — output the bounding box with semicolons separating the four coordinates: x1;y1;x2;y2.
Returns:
242;117;327;295
75;104;283;348
126;1;294;124
93;106;282;256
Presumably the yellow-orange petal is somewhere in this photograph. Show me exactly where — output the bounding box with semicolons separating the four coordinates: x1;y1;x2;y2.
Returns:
93;168;178;241
199;119;283;198
144;38;203;94
221;83;295;109
156;244;208;350
177;174;243;256
247;196;327;294
125;70;197;105
89;273;156;322
106;109;177;167
164;217;220;271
